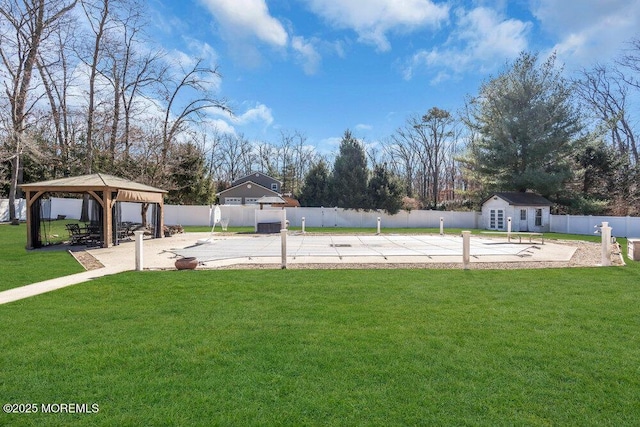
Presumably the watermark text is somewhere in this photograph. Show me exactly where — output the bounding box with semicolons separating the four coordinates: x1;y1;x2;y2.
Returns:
3;403;99;414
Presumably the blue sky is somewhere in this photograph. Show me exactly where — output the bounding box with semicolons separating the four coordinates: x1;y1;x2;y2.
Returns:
148;0;640;155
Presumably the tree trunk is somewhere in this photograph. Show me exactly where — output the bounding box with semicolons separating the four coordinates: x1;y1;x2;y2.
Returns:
8;155;20;225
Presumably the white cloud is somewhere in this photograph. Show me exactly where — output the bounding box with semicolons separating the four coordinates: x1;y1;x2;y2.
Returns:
403;7;530;81
303;0;449;51
355;123;372;131
232;103;274;126
204;104;273;136
291;36;322;75
320;136;342;150
199;0;288;47
208;118;237;135
531;0;640;68
184;38;219;65
456;7;530;60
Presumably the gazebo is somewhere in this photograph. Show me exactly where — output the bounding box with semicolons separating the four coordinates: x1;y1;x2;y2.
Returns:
20;173;167;249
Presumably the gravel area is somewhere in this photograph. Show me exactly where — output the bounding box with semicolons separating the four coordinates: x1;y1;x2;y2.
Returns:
69;250;105;270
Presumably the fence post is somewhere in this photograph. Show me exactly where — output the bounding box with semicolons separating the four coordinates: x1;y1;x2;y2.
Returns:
377;217;381;235
462;231;470;270
281;228;287;269
302;217;306;233
601;222;611;267
134;230;145;271
440;217;444;235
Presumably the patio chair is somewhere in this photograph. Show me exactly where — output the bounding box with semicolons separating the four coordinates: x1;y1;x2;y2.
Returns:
85;224;102;246
65;223;89;245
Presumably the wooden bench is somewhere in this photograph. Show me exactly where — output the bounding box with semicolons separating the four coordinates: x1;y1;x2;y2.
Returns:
481;231;544;244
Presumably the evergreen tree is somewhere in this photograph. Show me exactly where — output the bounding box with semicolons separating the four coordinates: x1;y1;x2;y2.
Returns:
367;164;404;214
329;130;368;209
299;160;330;207
466;52;585;197
167;142;215;205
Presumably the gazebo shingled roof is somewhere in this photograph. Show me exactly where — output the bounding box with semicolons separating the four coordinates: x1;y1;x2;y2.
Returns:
20;173;167;249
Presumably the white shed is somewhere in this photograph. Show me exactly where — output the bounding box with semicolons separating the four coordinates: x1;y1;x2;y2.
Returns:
481;192;552;232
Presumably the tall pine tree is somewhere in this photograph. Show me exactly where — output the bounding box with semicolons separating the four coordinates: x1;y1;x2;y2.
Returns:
329;130;368;209
466;52;585;197
299;160;330;207
367;164;404;214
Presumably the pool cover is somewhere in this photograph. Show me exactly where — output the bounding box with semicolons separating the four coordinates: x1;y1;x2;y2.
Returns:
170;234;538;264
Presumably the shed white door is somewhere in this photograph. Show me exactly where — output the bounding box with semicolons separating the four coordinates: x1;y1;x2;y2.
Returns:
519;209;528;232
489;209;505;230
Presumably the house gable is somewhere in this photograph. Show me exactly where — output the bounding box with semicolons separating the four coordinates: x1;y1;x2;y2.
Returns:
217;181;279;205
232;172;282;193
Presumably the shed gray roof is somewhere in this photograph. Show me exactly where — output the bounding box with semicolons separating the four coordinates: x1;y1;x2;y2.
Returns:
487;192;552;206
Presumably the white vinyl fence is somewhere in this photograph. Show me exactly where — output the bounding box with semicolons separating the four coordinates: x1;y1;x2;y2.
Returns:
549;214;640;238
166;205;482;229
0;198;26;222
3;197;640;237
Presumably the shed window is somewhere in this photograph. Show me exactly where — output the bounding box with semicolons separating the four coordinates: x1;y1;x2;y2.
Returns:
535;209;543;226
271;183;278;191
520;209;527;221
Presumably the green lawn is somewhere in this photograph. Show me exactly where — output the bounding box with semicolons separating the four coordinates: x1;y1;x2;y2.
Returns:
1;268;639;426
0;223;84;292
2;223;640;425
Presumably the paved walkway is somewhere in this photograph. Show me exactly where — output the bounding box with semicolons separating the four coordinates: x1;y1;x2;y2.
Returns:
0;232;577;305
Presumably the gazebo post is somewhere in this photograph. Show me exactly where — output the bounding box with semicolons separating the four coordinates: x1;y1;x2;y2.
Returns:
159;203;165;238
24;191;32;249
24;190;45;249
88;190;110;248
103;191;112;248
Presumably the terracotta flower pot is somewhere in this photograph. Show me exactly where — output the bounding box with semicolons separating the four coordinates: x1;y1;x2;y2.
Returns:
175;257;198;270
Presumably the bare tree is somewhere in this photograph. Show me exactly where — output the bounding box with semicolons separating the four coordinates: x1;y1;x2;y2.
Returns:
99;0;162;165
276;130;295;194
255;140;276;175
292;132;318;196
618;37;640;90
0;0;77;222
385;131;419;197
218;133;253;183
36;15;78;175
415;107;455;208
78;0;116;175
387;108;455;208
575;64;638;164
159;58;228;170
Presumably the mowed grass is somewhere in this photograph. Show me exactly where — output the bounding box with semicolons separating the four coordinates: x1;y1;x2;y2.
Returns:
1;266;640;426
0;223;84;291
2;223;640;425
